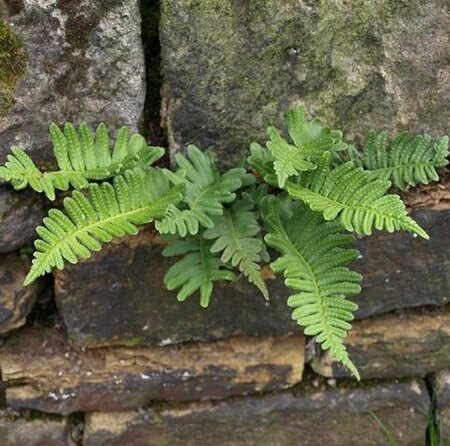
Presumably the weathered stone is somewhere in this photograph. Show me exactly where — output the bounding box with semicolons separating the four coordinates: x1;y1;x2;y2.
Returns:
312;306;450;379
160;0;450;167
0;409;73;446
0;0;145;163
353;205;450;317
54;205;449;348
83;380;429;446
0;253;39;334
433;370;450;437
0;327;304;414
0;185;44;253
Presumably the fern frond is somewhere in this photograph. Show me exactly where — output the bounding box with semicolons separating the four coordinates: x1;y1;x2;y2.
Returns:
286;152;429;239
163;237;235;307
155;145;252;236
263;197;362;379
203;199;269;299
359;131;449;189
24;168;183;285
247;142;276;184
0;123;165;200
266;106;346;187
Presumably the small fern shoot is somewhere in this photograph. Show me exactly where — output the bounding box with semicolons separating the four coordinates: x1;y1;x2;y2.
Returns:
163;237;235;307
155;145;253;236
263;197;362;378
203;198;269;299
0;123;165;200
24;168;183;285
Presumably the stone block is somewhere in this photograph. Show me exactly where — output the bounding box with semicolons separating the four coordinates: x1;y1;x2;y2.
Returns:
0;327;304;414
160;0;450;166
83;380;429;446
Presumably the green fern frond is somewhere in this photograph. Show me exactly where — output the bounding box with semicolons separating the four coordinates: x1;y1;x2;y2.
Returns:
0;123;165;200
203;199;269;299
247;142;276;184
286;152;429;239
359;131;449;189
24;168;183;285
263;197;362;379
266;106;346;187
163;237;235;307
155;145;252;236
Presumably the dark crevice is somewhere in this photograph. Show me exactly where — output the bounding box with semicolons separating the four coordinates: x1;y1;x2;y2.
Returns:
139;0;167;151
70;412;85;446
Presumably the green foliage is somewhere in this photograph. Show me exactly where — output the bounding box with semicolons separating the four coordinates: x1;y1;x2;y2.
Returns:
2;108;446;379
0;123;164;200
204;198;268;299
163;237;235;307
263;197;362;378
155;145;252;236
24;168;183;285
286;152;429;239
353;130;449;189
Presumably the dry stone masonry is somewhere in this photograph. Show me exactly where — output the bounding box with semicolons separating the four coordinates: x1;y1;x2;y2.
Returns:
0;1;449;444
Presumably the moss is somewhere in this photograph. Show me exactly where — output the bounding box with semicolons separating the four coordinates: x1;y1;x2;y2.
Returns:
0;18;27;116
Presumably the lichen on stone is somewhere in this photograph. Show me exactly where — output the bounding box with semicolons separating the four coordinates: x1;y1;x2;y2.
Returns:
0;18;27;116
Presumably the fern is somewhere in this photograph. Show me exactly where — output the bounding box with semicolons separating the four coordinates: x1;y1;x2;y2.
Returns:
203;198;269;299
356;130;449;189
285;152;429;239
0;123;164;200
163;237;235;307
24;168;183;285
155;145;252;236
263;197;362;378
266;106;347;187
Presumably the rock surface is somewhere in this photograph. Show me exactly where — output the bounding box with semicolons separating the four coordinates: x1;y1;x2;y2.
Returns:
160;0;450;166
54;206;449;348
433;370;450;437
0;0;145;164
0;186;44;253
0;409;73;446
83;380;429;446
0;253;39;334
0;327;304;414
312;306;450;379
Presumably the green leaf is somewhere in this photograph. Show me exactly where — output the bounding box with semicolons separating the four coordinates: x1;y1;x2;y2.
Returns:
155;145;251;236
204;199;269;299
24;168;183;285
263;197;362;379
0;123;165;200
163;237;235;307
286;152;429;239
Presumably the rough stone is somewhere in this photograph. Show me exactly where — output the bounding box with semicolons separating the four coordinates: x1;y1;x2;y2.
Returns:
54;206;449;348
312;306;450;379
160;0;450;167
0;410;73;446
0;253;39;333
0;327;304;414
433;370;450;437
83;380;429;446
0;185;44;253
0;0;145;164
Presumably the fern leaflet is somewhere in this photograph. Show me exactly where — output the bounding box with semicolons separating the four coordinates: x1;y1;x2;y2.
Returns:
155;145;252;236
263;197;362;379
24;168;183;285
203;199;269;299
358;131;449;189
0;123;164;200
286;152;429;239
163;237;235;307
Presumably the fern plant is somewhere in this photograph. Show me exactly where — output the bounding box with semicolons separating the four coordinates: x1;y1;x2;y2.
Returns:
1;107;447;378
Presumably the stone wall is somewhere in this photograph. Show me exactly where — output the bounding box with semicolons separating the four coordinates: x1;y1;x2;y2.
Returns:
0;1;449;445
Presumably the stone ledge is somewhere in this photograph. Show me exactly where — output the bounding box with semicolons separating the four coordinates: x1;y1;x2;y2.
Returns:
0;327;304;414
312;306;450;379
83;380;429;446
